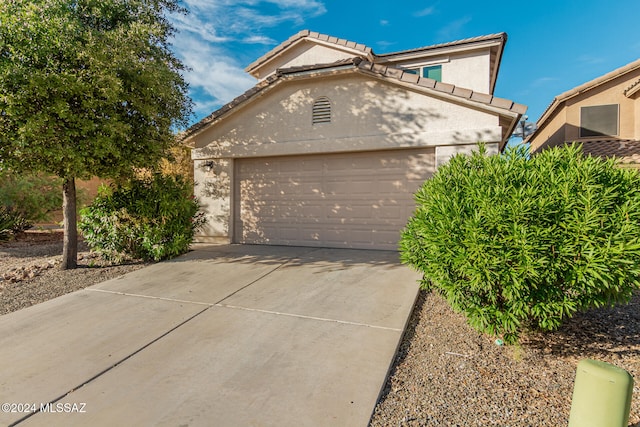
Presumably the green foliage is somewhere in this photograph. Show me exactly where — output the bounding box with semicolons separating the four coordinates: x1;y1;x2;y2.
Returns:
79;174;205;261
0;172;63;222
0;0;192;179
400;143;640;343
0;0;192;267
0;206;32;241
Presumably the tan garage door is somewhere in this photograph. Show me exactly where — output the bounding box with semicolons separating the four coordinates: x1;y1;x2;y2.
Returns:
234;148;435;250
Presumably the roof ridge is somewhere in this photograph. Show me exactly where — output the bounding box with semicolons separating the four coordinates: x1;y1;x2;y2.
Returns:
528;57;640;142
375;32;507;57
245;30;372;75
554;58;640;101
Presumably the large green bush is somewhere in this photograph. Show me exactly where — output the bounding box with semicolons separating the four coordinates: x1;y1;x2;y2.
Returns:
400;143;640;343
79;174;205;262
0;172;63;222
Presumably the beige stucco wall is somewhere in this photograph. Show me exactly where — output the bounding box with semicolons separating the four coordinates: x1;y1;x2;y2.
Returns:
528;107;567;151
635;94;640;138
194;158;232;240
435;143;499;168
389;49;491;94
252;42;357;80
191;72;507;239
530;68;640;152
192;73;502;156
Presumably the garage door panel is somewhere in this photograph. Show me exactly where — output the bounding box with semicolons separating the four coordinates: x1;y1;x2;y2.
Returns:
235;149;434;250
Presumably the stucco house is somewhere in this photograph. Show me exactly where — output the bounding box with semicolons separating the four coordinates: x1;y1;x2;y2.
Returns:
527;58;640;168
182;30;526;250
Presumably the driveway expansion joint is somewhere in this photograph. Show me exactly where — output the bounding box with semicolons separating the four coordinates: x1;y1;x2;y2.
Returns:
216;303;403;332
213;248;324;306
9;304;212;426
87;288;214;306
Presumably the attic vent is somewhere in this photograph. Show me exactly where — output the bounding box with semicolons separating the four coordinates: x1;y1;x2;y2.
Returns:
312;97;332;124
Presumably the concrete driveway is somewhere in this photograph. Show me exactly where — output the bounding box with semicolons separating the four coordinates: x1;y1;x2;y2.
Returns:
0;245;420;427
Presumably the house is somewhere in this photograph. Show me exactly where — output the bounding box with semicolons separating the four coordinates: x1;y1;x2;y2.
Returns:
526;58;640;168
181;30;526;250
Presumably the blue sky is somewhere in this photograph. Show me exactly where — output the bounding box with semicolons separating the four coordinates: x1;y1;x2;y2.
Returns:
170;0;640;140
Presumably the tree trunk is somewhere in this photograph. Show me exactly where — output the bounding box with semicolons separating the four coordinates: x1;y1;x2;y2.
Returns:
61;177;77;270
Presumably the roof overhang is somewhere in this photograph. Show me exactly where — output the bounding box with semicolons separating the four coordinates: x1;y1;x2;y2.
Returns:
245;30;374;79
527;58;640;144
182;57;526;151
375;33;507;94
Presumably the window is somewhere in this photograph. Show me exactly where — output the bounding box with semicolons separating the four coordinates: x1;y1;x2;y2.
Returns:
422;65;442;81
403;65;442;82
580;104;619;137
312;97;331;124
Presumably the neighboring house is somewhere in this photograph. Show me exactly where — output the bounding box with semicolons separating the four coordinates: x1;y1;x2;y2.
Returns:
182;30;526;250
527;58;640;168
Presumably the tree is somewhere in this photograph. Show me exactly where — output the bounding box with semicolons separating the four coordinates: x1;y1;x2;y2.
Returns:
0;0;192;269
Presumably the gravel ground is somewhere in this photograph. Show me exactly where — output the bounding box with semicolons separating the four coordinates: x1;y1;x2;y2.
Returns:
1;232;638;426
370;289;640;426
0;231;148;315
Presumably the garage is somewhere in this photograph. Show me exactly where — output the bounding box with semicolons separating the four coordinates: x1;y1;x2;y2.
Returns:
234;148;434;250
184;32;524;248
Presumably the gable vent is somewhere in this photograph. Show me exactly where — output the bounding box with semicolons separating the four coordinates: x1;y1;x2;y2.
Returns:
312;97;332;124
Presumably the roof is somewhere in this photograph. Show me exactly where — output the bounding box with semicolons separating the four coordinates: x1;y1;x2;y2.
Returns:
375;32;506;58
625;78;640;97
246;30;508;92
182;57;526;147
245;30;374;77
527;58;640;143
376;33;507;94
581;139;640;164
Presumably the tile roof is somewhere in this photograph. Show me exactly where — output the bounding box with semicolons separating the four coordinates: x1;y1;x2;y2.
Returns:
375;33;507;58
245;30;373;75
625;78;640;97
182;57;526;142
352;57;526;115
580;139;640;164
245;30;508;93
529;58;640;142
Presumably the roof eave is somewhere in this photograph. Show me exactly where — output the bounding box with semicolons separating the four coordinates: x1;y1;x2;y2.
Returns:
245;30;373;78
183;58;527;147
530;58;640;143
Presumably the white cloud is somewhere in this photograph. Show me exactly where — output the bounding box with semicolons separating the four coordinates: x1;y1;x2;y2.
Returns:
414;6;436;17
376;40;396;52
577;54;605;65
172;37;256;118
531;77;558;87
437;15;471;40
169;1;327;123
242;35;278;44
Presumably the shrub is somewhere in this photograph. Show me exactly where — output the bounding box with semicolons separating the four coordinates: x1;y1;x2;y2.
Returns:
0;206;32;240
400;143;640;343
79;174;205;261
0;172;63;222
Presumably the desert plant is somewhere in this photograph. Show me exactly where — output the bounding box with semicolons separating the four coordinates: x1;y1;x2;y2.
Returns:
79;174;205;262
0;206;32;240
400;143;640;343
0;172;63;222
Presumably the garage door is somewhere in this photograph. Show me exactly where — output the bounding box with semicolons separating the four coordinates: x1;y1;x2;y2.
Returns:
234;148;435;250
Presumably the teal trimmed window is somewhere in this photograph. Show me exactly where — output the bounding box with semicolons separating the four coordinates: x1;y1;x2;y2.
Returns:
403;65;442;82
422;65;442;81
